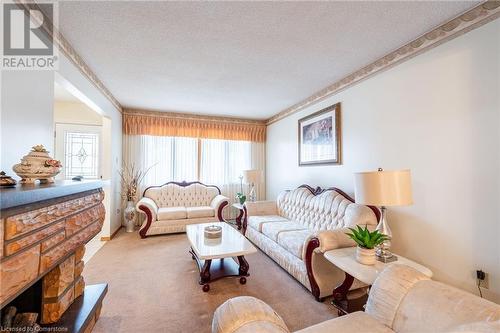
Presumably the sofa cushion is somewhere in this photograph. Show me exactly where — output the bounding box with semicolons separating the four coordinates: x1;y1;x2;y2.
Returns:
261;221;306;242
157;207;187;220
247;215;289;232
186;206;215;219
277;229;313;259
448;321;500;333
295;311;393;333
391;279;500;333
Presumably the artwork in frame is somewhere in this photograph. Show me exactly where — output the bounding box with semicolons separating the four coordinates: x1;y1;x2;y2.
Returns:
298;103;341;166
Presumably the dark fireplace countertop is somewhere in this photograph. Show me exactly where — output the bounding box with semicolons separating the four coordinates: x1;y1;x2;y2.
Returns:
0;179;104;211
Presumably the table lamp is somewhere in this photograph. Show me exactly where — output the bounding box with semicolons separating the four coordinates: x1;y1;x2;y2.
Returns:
353;168;413;262
243;169;262;202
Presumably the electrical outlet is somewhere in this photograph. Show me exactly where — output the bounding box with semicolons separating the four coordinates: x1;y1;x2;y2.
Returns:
476;270;489;289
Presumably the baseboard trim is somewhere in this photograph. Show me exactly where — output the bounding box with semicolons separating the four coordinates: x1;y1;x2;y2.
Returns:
100;226;122;241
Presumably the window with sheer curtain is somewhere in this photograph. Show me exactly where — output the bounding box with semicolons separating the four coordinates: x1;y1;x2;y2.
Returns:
138;136;198;187
124;134;265;218
200;139;251;186
125;135;254;189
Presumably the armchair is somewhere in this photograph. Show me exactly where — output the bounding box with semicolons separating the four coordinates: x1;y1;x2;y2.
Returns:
212;265;500;333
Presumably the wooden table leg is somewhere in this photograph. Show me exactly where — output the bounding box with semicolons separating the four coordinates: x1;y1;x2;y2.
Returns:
235;209;243;230
200;259;212;292
242;205;248;235
237;255;249;284
332;272;354;316
189;247;196;260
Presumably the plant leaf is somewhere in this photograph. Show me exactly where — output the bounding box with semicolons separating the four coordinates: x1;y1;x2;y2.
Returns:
345;232;355;239
349;228;360;241
352;238;365;247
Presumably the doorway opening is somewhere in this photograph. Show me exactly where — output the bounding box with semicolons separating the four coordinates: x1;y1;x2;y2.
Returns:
53;80;108;261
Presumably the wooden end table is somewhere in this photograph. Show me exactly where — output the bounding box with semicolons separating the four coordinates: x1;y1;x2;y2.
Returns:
324;247;432;316
186;222;257;292
231;203;247;230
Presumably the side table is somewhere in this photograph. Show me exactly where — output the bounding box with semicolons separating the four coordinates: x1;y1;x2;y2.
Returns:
231;203;247;230
324;247;432;316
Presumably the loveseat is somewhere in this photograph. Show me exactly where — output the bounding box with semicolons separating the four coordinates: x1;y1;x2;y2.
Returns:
244;185;379;300
212;264;500;333
136;181;229;238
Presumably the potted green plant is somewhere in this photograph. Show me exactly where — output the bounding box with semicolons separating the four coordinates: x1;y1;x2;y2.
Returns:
345;225;389;265
236;192;246;205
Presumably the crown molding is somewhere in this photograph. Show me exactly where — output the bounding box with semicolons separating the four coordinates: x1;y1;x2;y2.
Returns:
15;0;123;113
14;1;499;122
54;31;123;113
123;108;267;126
266;1;500;125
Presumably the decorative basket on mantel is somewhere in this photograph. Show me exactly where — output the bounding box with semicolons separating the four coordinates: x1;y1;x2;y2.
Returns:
12;145;62;184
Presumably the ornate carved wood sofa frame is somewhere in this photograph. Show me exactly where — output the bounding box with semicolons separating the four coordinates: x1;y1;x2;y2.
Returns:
243;185;380;301
136;181;229;238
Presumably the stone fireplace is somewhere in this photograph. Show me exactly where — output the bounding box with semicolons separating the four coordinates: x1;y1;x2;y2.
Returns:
0;181;107;332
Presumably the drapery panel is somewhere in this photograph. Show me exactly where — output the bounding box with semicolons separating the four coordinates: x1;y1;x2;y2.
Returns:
123;112;266;142
123;134;265;221
123;135;198;185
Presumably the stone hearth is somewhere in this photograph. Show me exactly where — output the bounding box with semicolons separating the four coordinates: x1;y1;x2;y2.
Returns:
0;181;107;332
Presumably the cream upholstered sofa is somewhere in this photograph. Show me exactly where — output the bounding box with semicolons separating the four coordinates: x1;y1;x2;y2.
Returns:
243;185;379;300
212;264;500;333
136;181;229;238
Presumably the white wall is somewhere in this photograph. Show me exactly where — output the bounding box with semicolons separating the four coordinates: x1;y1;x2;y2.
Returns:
57;54;123;238
1;71;54;177
266;20;500;302
53;97;116;237
0;50;122;238
54;100;103;125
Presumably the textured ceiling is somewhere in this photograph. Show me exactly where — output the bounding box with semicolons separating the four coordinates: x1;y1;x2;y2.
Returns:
58;1;479;119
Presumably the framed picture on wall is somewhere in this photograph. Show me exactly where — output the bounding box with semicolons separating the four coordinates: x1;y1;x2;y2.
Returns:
298;103;341;166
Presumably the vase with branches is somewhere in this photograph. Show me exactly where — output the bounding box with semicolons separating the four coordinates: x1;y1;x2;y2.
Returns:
119;163;153;232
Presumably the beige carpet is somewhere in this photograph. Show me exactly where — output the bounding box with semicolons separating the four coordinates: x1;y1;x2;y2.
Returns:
84;229;337;333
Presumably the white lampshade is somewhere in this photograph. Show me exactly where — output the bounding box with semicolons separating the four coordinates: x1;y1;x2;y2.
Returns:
354;169;413;206
243;169;262;184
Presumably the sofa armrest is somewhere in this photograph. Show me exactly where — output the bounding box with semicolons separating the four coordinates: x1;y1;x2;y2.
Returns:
136;197;158;219
245;201;278;216
316;228;357;253
365;265;430;328
210;195;229;221
136;197;158;238
212;296;290;333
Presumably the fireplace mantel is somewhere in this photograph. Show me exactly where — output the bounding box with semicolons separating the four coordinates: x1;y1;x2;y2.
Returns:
0;180;104;210
0;180;107;332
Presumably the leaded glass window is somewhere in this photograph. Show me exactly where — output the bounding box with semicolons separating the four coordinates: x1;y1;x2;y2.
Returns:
64;132;99;179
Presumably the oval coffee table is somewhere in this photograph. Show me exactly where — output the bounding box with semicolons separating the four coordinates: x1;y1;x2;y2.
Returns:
186;222;257;292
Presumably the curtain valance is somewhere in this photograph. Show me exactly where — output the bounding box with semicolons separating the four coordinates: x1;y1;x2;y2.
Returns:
123;111;266;142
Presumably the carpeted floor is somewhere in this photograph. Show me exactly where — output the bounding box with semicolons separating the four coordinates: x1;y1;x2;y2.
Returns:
84;229;337;333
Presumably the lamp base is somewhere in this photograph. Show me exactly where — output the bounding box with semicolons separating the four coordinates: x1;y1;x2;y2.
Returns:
375;206;397;263
249;184;257;202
